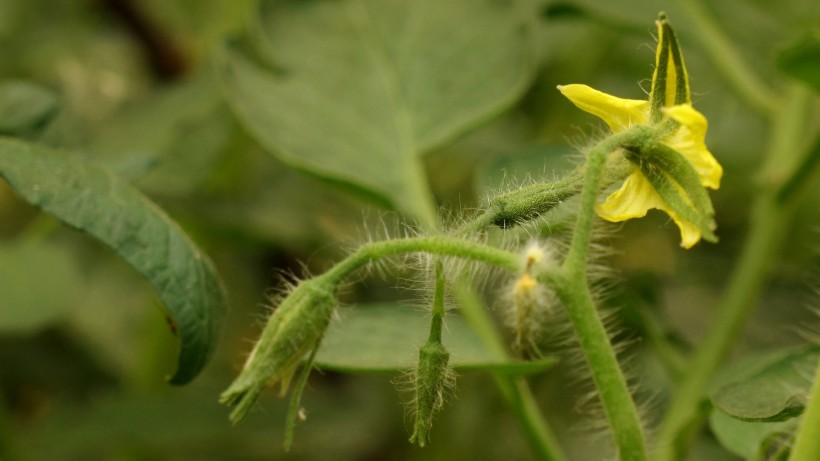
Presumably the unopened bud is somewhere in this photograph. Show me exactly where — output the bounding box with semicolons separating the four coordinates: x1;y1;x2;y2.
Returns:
220;274;338;424
409;340;454;447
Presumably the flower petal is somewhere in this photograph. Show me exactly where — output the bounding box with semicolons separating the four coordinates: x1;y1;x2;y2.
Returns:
663;105;722;189
596;170;703;248
557;84;649;133
666;208;702;249
596;171;665;221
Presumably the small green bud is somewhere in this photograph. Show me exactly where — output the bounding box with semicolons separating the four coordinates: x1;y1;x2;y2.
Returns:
409;340;454;447
220;274;338;424
488;172;584;228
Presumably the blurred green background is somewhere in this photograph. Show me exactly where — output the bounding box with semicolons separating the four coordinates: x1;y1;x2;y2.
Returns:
0;0;818;459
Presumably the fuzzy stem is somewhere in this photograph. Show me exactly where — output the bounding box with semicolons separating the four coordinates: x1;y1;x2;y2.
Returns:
653;84;811;461
454;282;568;461
324;237;521;285
552;131;649;461
428;261;446;343
788;359;820;461
677;0;778;115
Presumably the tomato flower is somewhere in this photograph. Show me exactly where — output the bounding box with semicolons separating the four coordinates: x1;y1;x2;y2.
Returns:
558;13;722;248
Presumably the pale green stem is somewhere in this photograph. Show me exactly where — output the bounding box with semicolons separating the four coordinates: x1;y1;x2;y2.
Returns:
455;282;568;461
653;85;811;461
789;359;820;461
551;130;649;461
324;236;520;285
429;261;446;340
676;0;778;115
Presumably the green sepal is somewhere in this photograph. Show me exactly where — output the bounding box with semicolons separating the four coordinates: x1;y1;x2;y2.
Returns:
631;141;717;242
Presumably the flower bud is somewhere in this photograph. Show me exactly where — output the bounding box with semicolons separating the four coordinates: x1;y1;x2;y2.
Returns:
505;242;556;357
409;340;454;447
220;274;338;423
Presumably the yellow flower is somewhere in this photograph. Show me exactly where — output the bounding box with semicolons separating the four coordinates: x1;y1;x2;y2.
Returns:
557;14;722;248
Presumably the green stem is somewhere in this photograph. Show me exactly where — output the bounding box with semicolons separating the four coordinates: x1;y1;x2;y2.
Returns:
551;132;649;461
455;282;567;461
428;261;446;343
653;85;811;461
789;360;820;461
324;236;521;285
677;0;778;115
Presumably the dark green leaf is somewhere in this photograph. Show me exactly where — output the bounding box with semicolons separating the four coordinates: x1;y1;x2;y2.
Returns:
776;31;820;93
0;81;58;138
710;344;819;422
0;139;228;384
221;0;535;226
315;304;556;374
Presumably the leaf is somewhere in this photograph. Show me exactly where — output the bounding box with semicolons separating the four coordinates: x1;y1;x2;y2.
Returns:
315;304;556;374
710;345;820;422
0;240;82;333
0;81;59;138
776;31;820;93
0;138;228;384
221;0;535;226
709;408;796;460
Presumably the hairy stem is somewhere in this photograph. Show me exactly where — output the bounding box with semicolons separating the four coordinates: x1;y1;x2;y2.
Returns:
551;131;649;461
324;236;520;285
653;84;811;461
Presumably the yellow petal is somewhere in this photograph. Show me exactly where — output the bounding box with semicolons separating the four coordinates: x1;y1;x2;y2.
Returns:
596;170;703;248
667;209;702;249
596;171;665;221
557;84;649;133
662;105;722;189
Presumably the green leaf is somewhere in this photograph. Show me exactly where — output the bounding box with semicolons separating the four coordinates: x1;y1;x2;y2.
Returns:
710;344;820;422
0;240;82;333
0;81;58;138
709;408;796;460
221;0;535;226
776;31;820;93
315;304;556;374
0;138;228;384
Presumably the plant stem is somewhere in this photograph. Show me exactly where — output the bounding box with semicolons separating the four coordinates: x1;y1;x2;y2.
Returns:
677;0;778;115
788;359;820;461
653;84;811;461
551;132;649;461
324;236;521;284
455;282;568;461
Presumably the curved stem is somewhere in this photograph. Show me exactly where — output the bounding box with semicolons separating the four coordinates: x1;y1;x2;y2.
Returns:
324;236;521;285
551;131;649;460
